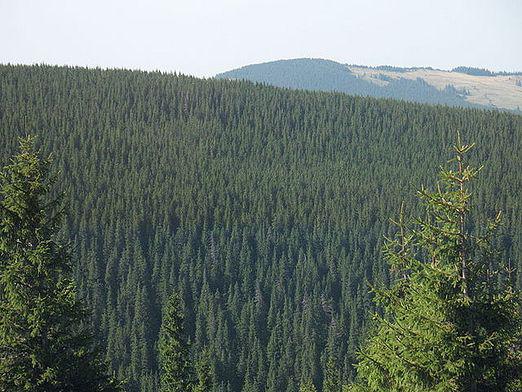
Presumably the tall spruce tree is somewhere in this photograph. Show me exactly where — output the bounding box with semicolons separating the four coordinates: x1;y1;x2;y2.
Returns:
159;291;194;392
347;137;522;391
323;335;341;392
0;137;120;391
193;349;213;392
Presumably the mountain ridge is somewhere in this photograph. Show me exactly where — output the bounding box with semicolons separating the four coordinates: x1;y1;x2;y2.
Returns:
216;58;522;112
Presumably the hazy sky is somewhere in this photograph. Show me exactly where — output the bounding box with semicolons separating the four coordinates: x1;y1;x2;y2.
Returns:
1;0;521;77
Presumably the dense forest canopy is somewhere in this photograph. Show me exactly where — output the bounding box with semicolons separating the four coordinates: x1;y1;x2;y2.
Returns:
0;64;520;391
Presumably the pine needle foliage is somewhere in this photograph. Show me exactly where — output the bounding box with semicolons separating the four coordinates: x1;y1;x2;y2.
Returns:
159;292;194;392
348;136;522;392
193;349;213;392
299;379;318;392
0;137;121;391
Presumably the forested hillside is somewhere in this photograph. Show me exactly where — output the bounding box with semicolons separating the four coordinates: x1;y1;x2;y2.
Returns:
0;64;520;392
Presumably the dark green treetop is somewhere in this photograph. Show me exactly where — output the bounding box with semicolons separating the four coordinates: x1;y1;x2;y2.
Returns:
193;349;214;392
323;331;342;392
299;379;318;392
0;137;121;391
159;291;194;392
347;137;522;391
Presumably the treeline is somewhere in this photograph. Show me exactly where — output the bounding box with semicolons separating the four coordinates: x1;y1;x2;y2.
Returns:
452;66;522;77
0;64;520;391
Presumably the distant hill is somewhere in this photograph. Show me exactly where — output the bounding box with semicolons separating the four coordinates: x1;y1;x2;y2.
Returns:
217;58;522;111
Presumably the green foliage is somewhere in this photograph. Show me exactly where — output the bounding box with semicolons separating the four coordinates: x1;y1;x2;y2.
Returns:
348;138;522;391
159;292;194;392
299;379;318;392
193;349;214;392
323;332;341;392
0;64;520;391
0;137;120;391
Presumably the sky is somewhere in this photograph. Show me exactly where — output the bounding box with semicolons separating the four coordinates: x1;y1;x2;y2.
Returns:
1;0;521;77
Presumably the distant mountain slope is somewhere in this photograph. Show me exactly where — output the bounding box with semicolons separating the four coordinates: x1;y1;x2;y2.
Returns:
216;58;522;111
216;58;376;95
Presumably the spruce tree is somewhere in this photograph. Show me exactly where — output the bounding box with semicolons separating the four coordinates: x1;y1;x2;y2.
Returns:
323;338;341;392
193;349;213;392
348;137;522;391
299;379;318;392
0;137;120;391
159;291;194;392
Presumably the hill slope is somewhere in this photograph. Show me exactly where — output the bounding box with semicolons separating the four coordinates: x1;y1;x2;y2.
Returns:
1;64;521;391
217;58;522;111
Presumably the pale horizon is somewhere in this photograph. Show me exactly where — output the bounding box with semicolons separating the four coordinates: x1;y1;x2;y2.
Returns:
1;0;521;77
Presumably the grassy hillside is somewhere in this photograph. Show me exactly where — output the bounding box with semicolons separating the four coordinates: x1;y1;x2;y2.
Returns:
1;64;520;391
350;65;522;111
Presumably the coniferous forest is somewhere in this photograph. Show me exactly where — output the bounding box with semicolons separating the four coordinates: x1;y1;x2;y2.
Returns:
0;64;521;391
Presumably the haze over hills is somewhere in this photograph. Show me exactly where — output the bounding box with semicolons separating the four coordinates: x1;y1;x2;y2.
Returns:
216;58;522;112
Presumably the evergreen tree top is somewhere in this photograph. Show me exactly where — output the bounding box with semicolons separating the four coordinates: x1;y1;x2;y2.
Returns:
349;137;522;391
0;137;121;391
